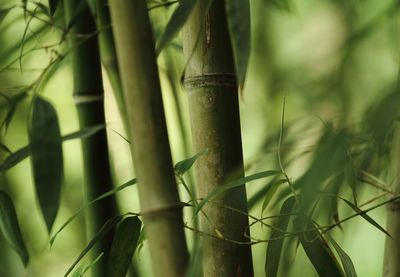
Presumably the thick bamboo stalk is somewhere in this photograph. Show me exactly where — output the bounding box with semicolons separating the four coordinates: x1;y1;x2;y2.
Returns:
182;1;254;276
383;127;400;277
109;1;189;276
64;1;117;275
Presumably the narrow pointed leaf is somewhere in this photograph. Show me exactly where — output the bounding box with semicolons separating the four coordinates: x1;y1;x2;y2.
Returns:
225;0;251;85
326;235;357;277
0;191;29;266
156;0;197;54
261;178;287;215
64;215;123;277
342;198;391;238
296;217;344;277
196;170;282;213
50;179;137;245
0;125;105;174
29;96;63;232
265;196;295;277
0;143;11;154
174;149;208;176
106;217;142;277
48;0;59;14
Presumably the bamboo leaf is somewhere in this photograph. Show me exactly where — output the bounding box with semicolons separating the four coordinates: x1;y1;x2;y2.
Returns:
0;7;12;26
296;217;344;277
156;0;200;54
261;178;287;215
265;196;295;277
29;96;63;232
174;149;208;176
0;146;30;173
64;215;124;277
48;0;58;14
225;0;251;85
196;170;282;214
0;191;29;266
72;253;104;277
106;216;142;277
50;179;137;245
0;125;105;174
342;198;391;238
0;143;11;154
326;235;357;277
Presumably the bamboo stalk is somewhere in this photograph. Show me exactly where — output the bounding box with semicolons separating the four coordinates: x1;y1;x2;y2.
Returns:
109;1;189;276
64;1;117;275
383;127;400;277
92;0;128;131
182;1;254;276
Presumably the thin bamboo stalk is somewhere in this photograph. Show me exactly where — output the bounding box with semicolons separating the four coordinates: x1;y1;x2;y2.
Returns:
64;1;117;275
109;1;189;276
383;127;400;277
182;1;254;276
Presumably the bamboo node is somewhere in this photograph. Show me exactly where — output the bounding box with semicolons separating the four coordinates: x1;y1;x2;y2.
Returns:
140;203;186;219
73;93;104;104
183;73;237;90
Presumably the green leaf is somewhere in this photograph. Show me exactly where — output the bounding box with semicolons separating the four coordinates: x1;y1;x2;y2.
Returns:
0;125;105;174
156;0;204;54
196;170;282;214
0;146;30;173
326;235;357;277
0;143;11;154
265;196;295;277
64;215;124;277
342;198;391;238
61;124;105;141
29;96;63;232
106;217;142;277
174;149;208;176
0;7;12;26
50;179;137;245
296;217;344;277
0;191;29;266
48;0;58;15
261;178;287;215
225;0;251;85
71;253;104;277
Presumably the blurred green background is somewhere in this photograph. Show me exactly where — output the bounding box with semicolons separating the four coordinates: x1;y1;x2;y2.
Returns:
0;0;398;276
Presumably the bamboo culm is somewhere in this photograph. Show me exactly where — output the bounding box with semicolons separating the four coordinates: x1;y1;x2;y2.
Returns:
64;1;118;275
109;0;189;276
182;1;254;276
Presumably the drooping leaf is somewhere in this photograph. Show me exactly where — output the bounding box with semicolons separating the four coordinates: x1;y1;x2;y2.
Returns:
156;0;212;54
0;191;29;266
48;0;58;15
326;235;357;277
225;0;251;85
29;96;63;232
196;170;282;213
64;215;123;277
106;217;142;277
1;104;17;132
71;253;104;277
265;196;295;277
342;198;391;238
50;179;137;245
174;149;208;176
295;216;344;277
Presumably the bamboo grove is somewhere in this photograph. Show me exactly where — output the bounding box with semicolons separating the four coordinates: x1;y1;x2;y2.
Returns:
0;0;399;276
